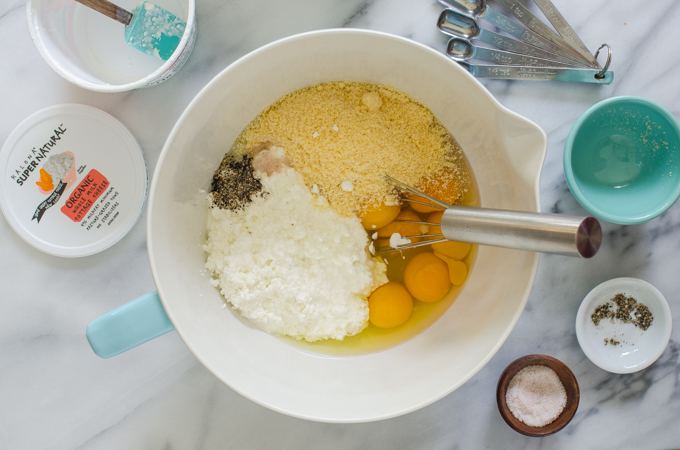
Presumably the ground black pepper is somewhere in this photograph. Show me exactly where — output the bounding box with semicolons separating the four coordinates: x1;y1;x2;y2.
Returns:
591;303;612;326
612;293;637;322
211;155;264;211
591;293;654;342
633;304;653;331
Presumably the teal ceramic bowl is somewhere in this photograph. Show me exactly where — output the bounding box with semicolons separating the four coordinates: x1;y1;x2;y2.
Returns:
564;96;680;224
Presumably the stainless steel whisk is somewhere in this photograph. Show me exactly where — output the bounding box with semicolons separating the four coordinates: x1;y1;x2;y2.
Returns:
375;176;601;258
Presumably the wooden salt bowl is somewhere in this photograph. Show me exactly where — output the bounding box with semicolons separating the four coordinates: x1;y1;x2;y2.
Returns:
496;354;580;437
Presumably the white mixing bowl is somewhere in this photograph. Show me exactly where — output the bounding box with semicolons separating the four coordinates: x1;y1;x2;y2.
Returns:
146;29;545;422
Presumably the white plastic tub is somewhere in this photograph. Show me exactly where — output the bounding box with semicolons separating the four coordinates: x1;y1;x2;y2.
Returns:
26;0;196;92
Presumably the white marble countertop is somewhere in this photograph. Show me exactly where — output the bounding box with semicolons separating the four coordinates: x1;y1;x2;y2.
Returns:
2;0;680;448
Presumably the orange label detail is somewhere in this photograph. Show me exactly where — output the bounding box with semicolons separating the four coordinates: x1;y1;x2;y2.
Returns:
36;168;54;191
61;169;109;222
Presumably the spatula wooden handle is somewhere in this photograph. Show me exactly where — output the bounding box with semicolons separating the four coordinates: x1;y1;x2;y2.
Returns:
74;0;133;26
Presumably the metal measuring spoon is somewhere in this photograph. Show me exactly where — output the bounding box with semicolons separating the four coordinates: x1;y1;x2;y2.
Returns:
437;10;586;67
439;0;590;67
493;0;599;68
439;0;528;34
532;0;595;65
459;62;613;84
447;37;576;68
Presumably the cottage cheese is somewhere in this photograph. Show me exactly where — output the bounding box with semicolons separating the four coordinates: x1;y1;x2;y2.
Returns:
204;168;387;341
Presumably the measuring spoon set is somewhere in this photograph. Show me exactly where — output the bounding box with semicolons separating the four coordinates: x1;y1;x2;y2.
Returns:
437;0;613;84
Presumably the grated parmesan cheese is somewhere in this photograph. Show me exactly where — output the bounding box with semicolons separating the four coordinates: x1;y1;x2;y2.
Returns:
230;81;467;218
204;167;387;341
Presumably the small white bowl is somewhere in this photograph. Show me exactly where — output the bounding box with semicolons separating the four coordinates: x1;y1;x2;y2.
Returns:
576;278;671;374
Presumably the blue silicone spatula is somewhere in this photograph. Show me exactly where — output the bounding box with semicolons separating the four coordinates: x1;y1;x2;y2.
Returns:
74;0;186;60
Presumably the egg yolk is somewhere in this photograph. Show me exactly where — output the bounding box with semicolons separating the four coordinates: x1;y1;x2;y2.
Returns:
403;252;451;302
426;211;471;260
377;210;428;242
360;202;401;230
408;173;461;213
368;282;413;328
433;252;468;286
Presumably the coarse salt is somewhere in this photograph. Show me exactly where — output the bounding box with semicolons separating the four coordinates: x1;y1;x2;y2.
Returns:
505;365;567;428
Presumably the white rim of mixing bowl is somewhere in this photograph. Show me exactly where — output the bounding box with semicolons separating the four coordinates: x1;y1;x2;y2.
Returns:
25;0;196;93
148;29;546;422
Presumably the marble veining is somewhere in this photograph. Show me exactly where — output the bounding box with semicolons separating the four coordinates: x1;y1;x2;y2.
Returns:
1;0;680;448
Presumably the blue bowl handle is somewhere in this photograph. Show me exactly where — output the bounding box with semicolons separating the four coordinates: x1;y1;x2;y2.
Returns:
86;290;175;358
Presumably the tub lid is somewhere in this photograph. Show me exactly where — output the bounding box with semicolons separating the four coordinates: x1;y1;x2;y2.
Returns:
0;104;148;257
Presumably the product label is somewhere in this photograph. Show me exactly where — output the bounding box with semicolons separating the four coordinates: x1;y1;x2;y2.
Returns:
78;186;122;231
11;125;67;187
1;106;145;255
60;169;109;222
32;181;68;223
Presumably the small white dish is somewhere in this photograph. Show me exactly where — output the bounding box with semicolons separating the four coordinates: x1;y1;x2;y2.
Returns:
576;278;671;374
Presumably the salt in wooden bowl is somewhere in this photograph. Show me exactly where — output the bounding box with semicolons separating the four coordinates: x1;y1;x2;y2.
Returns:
496;354;580;437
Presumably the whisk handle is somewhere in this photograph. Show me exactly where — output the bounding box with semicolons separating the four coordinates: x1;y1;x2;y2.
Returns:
440;206;601;258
